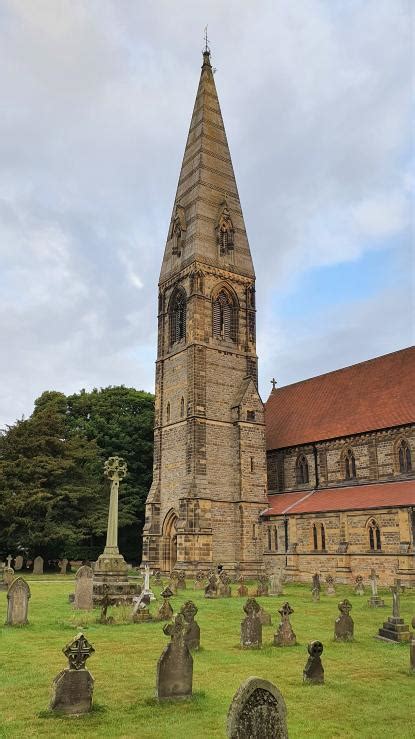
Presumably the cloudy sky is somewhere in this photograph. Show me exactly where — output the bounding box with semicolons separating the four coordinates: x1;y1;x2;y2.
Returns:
0;0;413;428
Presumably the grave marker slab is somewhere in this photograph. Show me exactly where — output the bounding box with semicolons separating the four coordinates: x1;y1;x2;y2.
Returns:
14;555;23;571
269;569;285;596
33;556;44;575
241;598;262;649
226;676;288;739
156;613;193;700
50;633;95;715
6;577;31;625
74;566;93;610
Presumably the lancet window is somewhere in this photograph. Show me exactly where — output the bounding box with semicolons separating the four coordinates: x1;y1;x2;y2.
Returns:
344;449;357;480
398;439;412;473
297;455;309;485
368;519;381;550
212;289;237;342
169;288;186;345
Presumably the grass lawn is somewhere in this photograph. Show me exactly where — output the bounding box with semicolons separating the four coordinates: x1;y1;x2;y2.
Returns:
0;576;414;738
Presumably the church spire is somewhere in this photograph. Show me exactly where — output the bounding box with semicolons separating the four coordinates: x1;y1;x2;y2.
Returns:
159;48;254;283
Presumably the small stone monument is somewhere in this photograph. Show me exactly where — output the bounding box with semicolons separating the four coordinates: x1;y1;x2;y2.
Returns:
334;599;354;641
410;617;415;674
50;633;95;714
74;566;93;610
226;676;288;739
237;578;248;597
3;567;14;589
194;571;205;590
132;592;152;623
141;563;156;601
218;571;232;597
177;571;186;590
354;575;364;595
241;598;262;649
6;577;31;626
303;641;324;684
33;556;44;575
256;575;269;597
325;575;335;595
204;572;218;598
259;606;272;626
274;602;296;646
156;613;193;700
14;555;23;571
181;600;200;651
311;573;321;602
156;586;174;621
269;569;285;596
377;579;410;642
59;558;69;575
367;569;385;607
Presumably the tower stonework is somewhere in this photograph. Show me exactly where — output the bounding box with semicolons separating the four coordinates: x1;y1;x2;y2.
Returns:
142;50;267;575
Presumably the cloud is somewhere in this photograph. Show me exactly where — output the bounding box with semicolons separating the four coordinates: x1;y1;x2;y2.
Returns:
0;0;412;426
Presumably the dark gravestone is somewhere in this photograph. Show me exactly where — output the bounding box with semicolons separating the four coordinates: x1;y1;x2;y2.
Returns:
156;613;193;700
218;572;232;597
181;600;200;651
303;641;324;684
50;633;95;715
311;573;321;602
274;602;296;646
226;676;288;739
157;586;174;621
334;599;354;641
204;572;218;598
241;599;262;649
74;566;93;610
33;556;44;575
6;577;31;625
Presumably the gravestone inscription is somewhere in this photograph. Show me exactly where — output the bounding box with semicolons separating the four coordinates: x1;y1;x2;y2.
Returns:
226;676;288;739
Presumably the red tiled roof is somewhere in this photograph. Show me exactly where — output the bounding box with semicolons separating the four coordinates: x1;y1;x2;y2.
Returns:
263;480;415;516
265;347;415;449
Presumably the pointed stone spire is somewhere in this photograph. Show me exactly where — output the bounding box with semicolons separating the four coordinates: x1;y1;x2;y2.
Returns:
160;49;254;283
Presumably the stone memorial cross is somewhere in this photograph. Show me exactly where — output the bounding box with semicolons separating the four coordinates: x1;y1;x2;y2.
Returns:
103;456;127;556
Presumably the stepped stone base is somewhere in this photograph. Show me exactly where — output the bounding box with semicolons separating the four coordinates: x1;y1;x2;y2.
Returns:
376;617;411;642
93;552;140;605
368;596;385;608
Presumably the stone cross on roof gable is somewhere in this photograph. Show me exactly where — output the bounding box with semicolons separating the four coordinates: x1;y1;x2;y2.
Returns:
271;378;277;391
63;633;95;671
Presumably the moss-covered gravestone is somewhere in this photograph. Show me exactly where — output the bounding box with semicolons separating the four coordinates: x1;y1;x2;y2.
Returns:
50;633;95;715
181;600;200;651
226;676;288;738
156;613;193;700
334;599;354;641
241;599;262;649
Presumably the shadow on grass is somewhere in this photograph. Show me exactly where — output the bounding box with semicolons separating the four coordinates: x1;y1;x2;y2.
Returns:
38;703;107;719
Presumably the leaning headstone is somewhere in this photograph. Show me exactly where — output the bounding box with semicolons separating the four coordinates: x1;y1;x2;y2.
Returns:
204;572;218;599
218;571;232;597
367;569;385;607
256;575;269;597
177;571;186;591
33;556;44;575
156;613;193;700
377;579;410;642
6;577;31;626
74;566;93;610
181;600;200;651
410;617;415;674
241;598;262;649
50;633;95;714
334;599;354;641
311;573;321;602
237;578;248;598
157;586;174;621
269;569;285;596
226;676;288;739
325;575;335;595
274;602;296;646
303;641;324;684
132;592;152;623
14;555;23;572
354;575;364;595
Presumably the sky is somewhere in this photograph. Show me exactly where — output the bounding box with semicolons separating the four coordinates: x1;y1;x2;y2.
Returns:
0;0;413;428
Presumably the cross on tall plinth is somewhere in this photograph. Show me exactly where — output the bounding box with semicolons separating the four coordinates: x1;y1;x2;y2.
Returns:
103;456;127;556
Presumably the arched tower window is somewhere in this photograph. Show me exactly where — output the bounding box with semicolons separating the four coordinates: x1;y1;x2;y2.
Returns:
368;519;381;550
320;523;326;550
297;455;309;485
344;448;356;480
398;439;412;473
212;288;237;342
169;288;186;345
313;524;318;550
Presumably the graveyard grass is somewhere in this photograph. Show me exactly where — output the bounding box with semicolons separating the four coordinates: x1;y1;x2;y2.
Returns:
1;578;414;738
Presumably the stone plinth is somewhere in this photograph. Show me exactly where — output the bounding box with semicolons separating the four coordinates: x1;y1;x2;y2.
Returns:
377;617;411;642
93;553;140;605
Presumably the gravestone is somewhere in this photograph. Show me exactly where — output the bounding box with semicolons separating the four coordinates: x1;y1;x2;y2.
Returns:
142;563;156;601
274;602;296;646
259;606;272;626
325;575;335;595
3;567;14;589
377;579;410;642
33;556;44;575
367;569;385;607
237;579;248;597
74;566;93;610
181;600;200;651
334;599;354;641
154;570;162;585
311;573;321;602
226;676;288;739
194;571;205;590
177;571;186;590
204;572;218;598
156;613;193;700
303;641;324;684
6;577;31;625
241;598;262;649
98;586;114;624
218;572;232;597
354;575;364;595
269;569;285;596
157;586;174;621
256;575;269;597
14;555;23;571
59;558;69;575
6;555;12;568
132;592;152;622
50;633;95;714
169;571;179;594
410;617;415;674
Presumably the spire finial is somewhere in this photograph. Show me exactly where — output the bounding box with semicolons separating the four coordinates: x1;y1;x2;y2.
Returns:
202;26;211;68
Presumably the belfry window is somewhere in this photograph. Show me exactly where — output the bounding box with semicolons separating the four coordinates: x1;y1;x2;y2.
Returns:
368;519;381;551
169;288;186;345
344;449;356;480
398;440;412;473
297;455;309;485
212;289;237;342
320;524;326;550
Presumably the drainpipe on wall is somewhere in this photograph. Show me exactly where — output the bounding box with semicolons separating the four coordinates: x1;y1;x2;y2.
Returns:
313;444;319;489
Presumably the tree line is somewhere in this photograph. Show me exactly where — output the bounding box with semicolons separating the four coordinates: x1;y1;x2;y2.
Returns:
0;386;154;565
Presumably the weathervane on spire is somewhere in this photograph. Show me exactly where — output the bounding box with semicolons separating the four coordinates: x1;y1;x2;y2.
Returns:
203;25;210;54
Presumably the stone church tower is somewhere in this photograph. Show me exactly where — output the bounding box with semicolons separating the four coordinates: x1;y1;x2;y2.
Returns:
142;49;268;575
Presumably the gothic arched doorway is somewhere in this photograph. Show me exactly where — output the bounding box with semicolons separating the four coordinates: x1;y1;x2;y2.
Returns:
162;509;178;573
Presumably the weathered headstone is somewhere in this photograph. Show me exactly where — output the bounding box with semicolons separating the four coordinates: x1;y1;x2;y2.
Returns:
325;575;335;595
59;558;69;575
33;556;44;575
410;617;415;674
169;571;179;594
354;575;364;595
14;555;23;571
50;633;95;714
181;600;200;651
274;602;296;646
237;578;248;597
154;570;162;585
241;598;262;649
269;569;285;596
367;569;385;607
311;573;321;602
303;641;324;684
377;579;410;642
3;567;14;589
204;572;218;598
6;577;31;626
218;571;232;597
177;571;186;590
256;575;269;597
259;606;272;626
156;613;193;700
194;571;205;590
226;676;288;739
156;586;174;621
334;599;354;641
74;566;93;610
132;592;152;622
